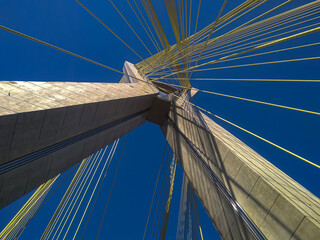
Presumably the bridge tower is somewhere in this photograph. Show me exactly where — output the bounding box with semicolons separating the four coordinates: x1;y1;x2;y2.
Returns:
0;62;319;239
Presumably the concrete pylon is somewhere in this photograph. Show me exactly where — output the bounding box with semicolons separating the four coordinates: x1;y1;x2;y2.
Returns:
161;95;320;239
0;62;172;208
1;62;319;240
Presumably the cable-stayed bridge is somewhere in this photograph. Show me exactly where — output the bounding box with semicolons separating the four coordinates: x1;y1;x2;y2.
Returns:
0;0;319;239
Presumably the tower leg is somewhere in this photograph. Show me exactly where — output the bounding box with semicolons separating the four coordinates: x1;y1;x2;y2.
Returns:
162;98;320;240
0;80;157;209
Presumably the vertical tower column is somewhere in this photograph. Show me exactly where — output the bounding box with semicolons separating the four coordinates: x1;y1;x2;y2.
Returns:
161;96;320;240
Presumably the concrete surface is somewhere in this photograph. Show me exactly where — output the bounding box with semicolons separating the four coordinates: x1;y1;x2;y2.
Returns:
161;97;320;240
0;73;158;208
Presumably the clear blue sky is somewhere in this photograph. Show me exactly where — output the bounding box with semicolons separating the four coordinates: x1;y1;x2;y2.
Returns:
0;0;319;239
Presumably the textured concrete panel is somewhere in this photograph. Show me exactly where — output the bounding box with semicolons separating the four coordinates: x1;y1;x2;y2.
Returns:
0;114;16;164
9;111;45;161
221;151;242;180
291;217;320;240
59;104;84;139
260;195;305;240
0;164;29;207
25;155;53;193
232;163;260;204
242;177;279;228
79;102;99;128
36;107;67;149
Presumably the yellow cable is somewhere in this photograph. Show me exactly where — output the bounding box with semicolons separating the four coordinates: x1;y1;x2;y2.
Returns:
159;156;178;240
0;25;120;75
172;0;266;70
190;40;320;65
56;149;103;240
72;141;118;239
126;0;160;53
188;0;229;79
63;147;109;240
139;0;169;50
154;25;320;78
142;142;168;240
109;0;153;56
194;1;320;49
192;56;320;72
165;77;320;82
43;156;92;240
147;34;320;71
0;182;52;239
146;3;320;75
164;0;181;43
199;226;204;240
213;114;320;169
96;135;129;240
49;157;93;239
75;0;160;74
4;178;57;239
199;89;320;116
0;24;150;85
157;21;320;71
195;13;320;63
172;93;320;169
150;146;172;239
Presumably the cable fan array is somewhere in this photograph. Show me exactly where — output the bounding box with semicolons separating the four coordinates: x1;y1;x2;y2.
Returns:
0;139;126;240
0;177;58;240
